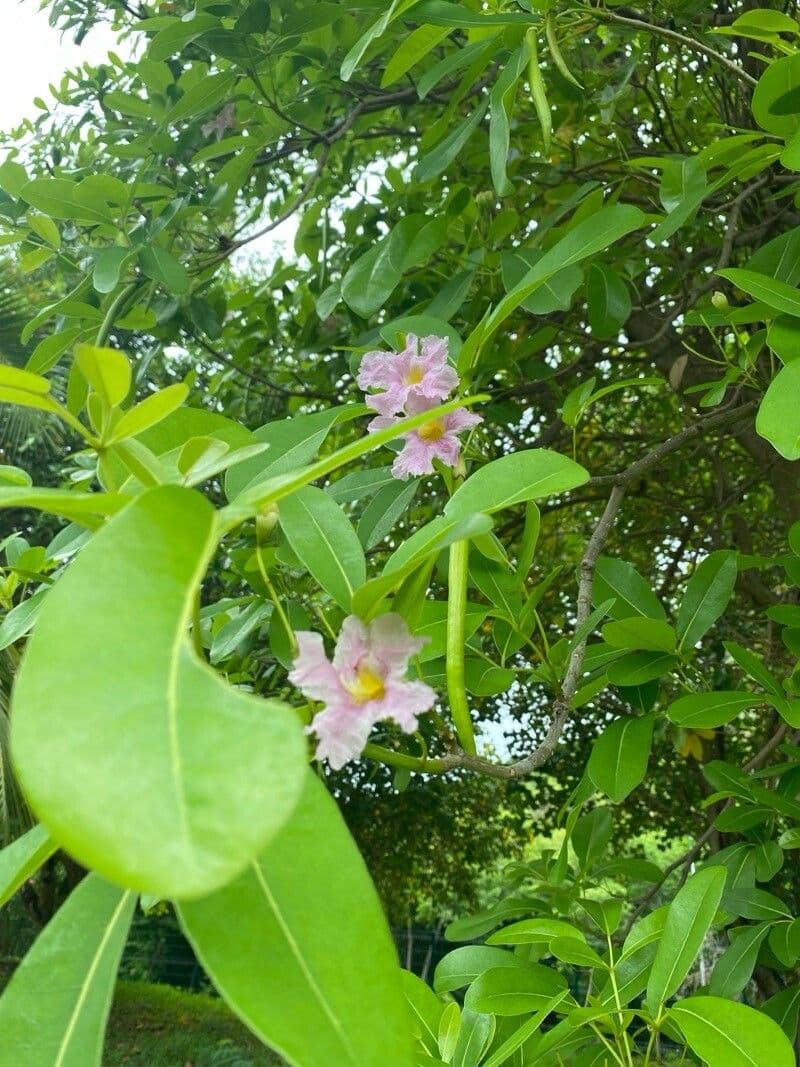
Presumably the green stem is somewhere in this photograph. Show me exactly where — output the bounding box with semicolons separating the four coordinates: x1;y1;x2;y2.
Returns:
606;935;635;1067
256;545;298;658
363;743;446;773
447;538;475;755
94;283;138;347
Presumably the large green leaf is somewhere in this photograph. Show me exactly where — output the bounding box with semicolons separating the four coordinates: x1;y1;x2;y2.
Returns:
756;359;800;460
435;946;527;994
178;772;414;1067
646;867;726;1014
445;450;588;519
587;714;654;803
0;824;55;908
676;550;738;651
11;486;306;899
0;874;135;1067
483;204;645;337
592;557;665;621
278;485;366;611
709;924;771;999
225;407;356;500
718;267;800;316
464;965;568;1016
667;691;762;728
669;996;795;1067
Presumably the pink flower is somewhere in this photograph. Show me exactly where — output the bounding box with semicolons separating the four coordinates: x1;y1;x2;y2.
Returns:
357;334;459;417
289;614;435;769
370;395;483;480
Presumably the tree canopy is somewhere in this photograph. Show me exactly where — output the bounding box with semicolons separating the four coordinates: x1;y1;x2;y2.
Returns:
2;1;800;1065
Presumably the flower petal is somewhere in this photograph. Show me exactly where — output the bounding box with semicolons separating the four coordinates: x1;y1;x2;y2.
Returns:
307;704;374;770
369;612;428;673
289;632;344;704
381;677;436;733
332;614;370;675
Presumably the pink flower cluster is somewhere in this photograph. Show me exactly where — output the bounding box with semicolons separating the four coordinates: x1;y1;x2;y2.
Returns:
357;334;481;479
289;614;435;769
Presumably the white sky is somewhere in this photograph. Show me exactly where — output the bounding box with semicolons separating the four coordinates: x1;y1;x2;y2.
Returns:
0;0;120;132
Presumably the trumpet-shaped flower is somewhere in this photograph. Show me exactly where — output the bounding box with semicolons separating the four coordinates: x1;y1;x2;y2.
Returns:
289;614;435;769
357;334;459;417
370;395;482;480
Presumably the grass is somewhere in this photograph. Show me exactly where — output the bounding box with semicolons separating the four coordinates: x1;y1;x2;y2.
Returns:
104;980;281;1067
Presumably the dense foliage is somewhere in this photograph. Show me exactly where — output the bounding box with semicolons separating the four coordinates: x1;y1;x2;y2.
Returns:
3;0;800;1064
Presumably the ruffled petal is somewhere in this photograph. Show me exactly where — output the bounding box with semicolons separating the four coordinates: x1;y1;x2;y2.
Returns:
369;612;428;673
332;614;370;675
431;434;461;468
357;349;396;389
445;408;483;433
289;632;344;704
380;677;436;733
307;703;373;769
392;436;437;478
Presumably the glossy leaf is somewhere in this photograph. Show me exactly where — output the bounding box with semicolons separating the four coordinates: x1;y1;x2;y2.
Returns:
0;874;135;1067
593;557;666;621
676;550;738;650
756;359;800;460
279;485;366;610
465;965;567;1016
669;996;795;1067
587;714;654;802
667;691;762;728
0;824;55;909
179;772;415;1067
445;450;588;519
646;866;726;1013
11;486;306;899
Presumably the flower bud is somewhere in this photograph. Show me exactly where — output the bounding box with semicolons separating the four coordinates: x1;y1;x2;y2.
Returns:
711;291;729;311
256;502;279;545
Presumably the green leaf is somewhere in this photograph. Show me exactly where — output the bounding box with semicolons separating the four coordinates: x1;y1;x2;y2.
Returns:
481;993;568;1067
26;327;85;375
483;204;645;339
227;407;354;499
723;640;782;694
487;918;586;946
756;359;800;460
178;772;415;1067
403;969;444;1056
718;267;800;317
602;617;676;652
445;450;588;519
600;907;667;1007
0;158;29;196
669;996;795;1067
452;1010;495;1067
646;867;726;1014
0;824;55;909
27;212;61;249
763;984;800;1041
18;178;112;224
593;557;666;621
667;691;762;728
11;486;306;899
278;486;366;610
75;344;131;408
0;874;135;1067
710;924;771;999
435;946;526;994
752;53;800;137
415;98;489;184
489;43;529;197
167;71;237;122
549;937;607;968
0;587;48;651
0;486;127;527
587;714;654;802
587;264;631;338
341;0;418;81
676;550;738;650
382;24;451;87
464;965;568;1016
358;478;419;550
93;247;132;294
108;384;190;443
607;650;678;685
572;807;613;870
138;245;190;295
341;238;402;319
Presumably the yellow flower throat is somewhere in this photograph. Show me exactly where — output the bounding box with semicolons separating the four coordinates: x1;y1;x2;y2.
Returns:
418;418;446;442
345;664;386;704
